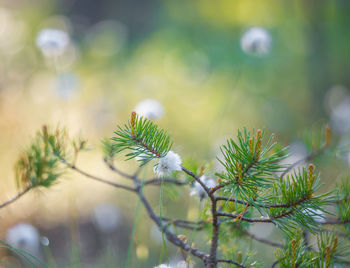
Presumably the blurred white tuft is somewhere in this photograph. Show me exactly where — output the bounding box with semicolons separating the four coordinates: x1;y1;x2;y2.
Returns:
154;151;182;177
6;223;41;257
36;28;69;57
190;175;216;199
240;27;272;56
134;99;164;120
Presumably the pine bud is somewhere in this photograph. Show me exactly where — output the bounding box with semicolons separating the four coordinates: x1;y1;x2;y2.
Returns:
255;129;262;160
325;245;331;267
199;165;205;176
332;237;338;254
248;137;254;155
308;164;316;194
308;164;315;178
42;125;48;139
131;112;136;137
256;129;262;139
237;251;242;263
291;239;297;268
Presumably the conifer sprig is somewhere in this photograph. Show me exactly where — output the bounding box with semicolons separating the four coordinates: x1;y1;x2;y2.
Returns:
14;126;67;189
275;230;347;267
216;129;286;204
112;112;173;166
266;165;333;233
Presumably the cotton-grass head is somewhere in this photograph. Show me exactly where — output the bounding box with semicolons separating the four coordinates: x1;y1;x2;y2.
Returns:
190;175;216;200
6;223;41;257
134;99;164;120
36;28;69;57
153;264;171;268
154;151;182;177
240;27;271;56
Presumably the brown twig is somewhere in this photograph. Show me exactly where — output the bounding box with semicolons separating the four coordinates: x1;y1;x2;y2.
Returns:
145;178;188;186
216;195;309;208
216;259;246;267
61;158;135;192
0;186;31;209
217;209;294;223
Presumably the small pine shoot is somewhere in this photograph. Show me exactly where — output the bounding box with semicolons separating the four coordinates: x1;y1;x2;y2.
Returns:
112;112;173;166
14;126;68;189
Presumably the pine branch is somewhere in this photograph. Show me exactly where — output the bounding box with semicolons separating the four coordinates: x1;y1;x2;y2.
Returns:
216;195;309;208
112;112;172;166
217;209;295;223
136;184;210;262
144;178;188;186
60;157;135;192
216;259;246;268
0;187;32;209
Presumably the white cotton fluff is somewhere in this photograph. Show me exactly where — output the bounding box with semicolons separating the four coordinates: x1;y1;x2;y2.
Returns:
240;27;271;56
154;151;182;177
303;208;325;223
190;175;216;199
36;28;69;57
6;223;41;257
134;99;164;120
176;260;194;268
154;265;171;268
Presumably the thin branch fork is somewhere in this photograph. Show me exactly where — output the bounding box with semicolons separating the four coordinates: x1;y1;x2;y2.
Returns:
181;166;211;196
135;180;210;263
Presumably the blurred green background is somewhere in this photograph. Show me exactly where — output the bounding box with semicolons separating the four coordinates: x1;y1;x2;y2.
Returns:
0;0;349;267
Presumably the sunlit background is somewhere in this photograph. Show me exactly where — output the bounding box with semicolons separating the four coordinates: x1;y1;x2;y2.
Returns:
0;0;350;267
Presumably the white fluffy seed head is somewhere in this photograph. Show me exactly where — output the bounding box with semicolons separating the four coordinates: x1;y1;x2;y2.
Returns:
154;151;182;177
240;27;271;56
6;223;40;256
36;28;69;57
154;265;171;268
134;99;164;120
190;175;216;199
176;260;194;268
